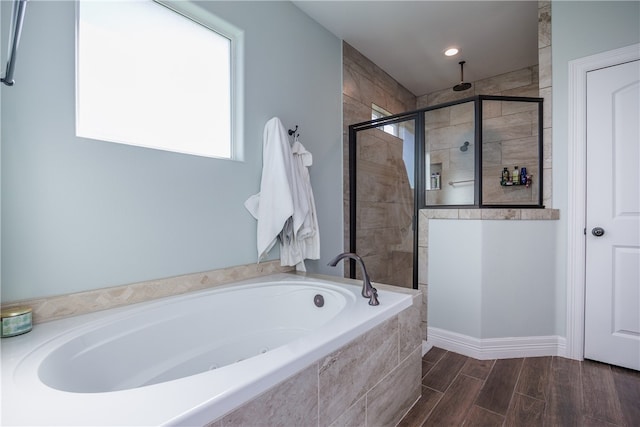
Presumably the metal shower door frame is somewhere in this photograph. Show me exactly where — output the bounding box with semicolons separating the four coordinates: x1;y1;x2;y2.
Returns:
347;95;544;289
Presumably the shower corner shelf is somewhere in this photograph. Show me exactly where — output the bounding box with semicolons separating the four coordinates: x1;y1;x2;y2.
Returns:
500;177;533;188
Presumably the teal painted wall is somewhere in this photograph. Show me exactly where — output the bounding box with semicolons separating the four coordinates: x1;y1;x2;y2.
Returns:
1;1;342;301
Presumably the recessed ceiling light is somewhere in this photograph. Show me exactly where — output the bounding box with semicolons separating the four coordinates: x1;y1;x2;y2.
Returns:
444;48;459;57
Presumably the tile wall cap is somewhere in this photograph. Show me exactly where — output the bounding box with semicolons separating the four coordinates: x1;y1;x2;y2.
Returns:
1;260;293;325
419;208;559;221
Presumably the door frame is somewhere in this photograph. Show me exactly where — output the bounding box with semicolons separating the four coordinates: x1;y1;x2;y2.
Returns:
566;43;640;361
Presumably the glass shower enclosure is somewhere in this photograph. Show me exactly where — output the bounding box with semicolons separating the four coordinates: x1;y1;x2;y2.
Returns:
348;95;543;289
347;114;419;289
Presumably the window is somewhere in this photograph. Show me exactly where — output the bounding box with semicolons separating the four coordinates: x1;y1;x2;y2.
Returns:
76;0;244;160
371;103;398;137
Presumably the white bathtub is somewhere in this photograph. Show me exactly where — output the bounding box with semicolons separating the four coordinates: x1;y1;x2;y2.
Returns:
1;273;413;426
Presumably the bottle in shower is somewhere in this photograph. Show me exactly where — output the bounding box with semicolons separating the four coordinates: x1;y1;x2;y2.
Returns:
512;166;520;185
520;167;527;185
502;167;510;184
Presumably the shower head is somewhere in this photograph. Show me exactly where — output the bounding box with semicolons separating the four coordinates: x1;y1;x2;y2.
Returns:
453;61;472;92
460;141;470;152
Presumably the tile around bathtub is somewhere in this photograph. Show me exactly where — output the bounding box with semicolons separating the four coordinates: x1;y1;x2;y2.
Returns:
218;363;319;426
7;260;294;325
329;395;366;427
367;347;422;427
399;295;423;361
319;316;399;425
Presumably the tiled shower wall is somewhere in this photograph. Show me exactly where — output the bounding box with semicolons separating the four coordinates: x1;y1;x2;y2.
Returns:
418;67;541;206
342;42;417;288
538;1;552;208
343;3;552;339
354;128;415;287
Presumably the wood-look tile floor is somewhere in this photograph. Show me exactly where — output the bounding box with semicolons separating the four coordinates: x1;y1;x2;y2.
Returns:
398;347;640;427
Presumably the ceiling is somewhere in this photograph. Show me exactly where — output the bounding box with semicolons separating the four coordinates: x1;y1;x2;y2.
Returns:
292;1;539;96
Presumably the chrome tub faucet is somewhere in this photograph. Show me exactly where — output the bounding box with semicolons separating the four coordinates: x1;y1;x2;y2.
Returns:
328;252;379;306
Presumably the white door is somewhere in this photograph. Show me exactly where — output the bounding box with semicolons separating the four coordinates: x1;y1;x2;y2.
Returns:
584;59;640;371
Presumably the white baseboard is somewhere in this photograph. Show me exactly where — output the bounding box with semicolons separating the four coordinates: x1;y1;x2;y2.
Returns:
426;327;567;360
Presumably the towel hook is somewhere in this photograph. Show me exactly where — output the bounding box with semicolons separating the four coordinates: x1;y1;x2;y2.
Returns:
288;125;299;138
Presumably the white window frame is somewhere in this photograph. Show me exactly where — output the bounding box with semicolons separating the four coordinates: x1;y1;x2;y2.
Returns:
75;0;245;160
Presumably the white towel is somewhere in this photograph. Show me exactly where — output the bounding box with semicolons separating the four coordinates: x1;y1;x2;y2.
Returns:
290;138;320;261
245;117;318;266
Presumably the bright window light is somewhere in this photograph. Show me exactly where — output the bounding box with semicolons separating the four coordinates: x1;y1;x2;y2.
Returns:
77;0;239;159
371;104;399;137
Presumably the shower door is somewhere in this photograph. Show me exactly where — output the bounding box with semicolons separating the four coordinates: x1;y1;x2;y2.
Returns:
348;116;418;289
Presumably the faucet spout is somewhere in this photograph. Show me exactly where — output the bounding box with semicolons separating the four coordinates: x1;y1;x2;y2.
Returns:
328;252;379;306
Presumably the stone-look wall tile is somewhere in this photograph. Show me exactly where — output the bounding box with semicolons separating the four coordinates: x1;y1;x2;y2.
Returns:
344;46;378;81
543;127;553;169
538;2;551;49
483;168;537;205
418;247;428;285
399;293;423;361
482;141;503;166
482;99;503;119
540;86;552;130
449;145;475;171
416;64;548;210
366;348;422;427
424;86;472;107
475;67;533;94
343;62;371;106
427;121;475;151
539;46;552;89
543;167;552;207
502;98;539;116
388;251;414;288
502;83;540;99
521;209;560;220
424;209;459;219
2;260;294;324
428;147;451;171
425;106;451;129
218;364;318;426
343;42;415;116
418;284;428;338
342;42;416;286
344;95;375;132
329;396;366;427
450;101;475;125
418;211;429;247
319;316;399;425
483;111;535;143
501;135;539;166
480;209;521;220
539;1;552;209
458;209;482;220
